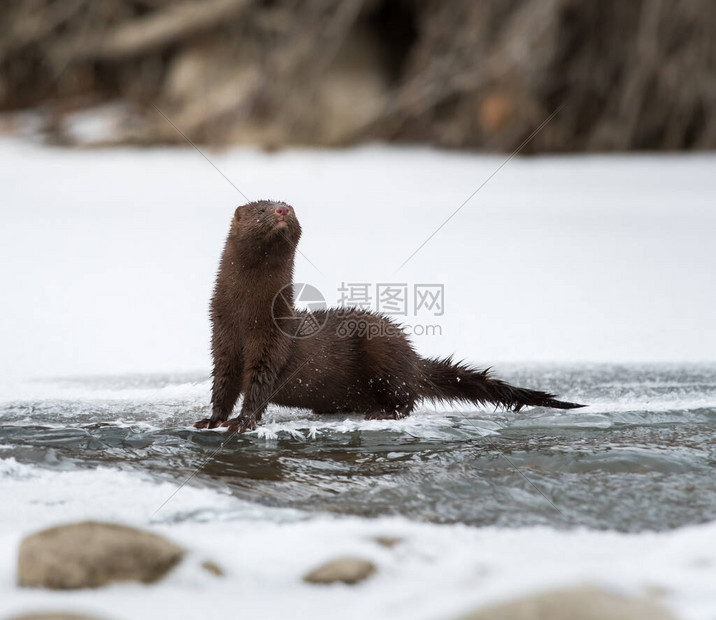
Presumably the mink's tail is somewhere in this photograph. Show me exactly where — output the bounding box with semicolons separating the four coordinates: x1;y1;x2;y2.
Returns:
419;356;585;411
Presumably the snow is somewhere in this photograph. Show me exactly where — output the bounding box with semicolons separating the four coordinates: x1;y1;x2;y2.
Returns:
1;457;715;620
1;140;715;380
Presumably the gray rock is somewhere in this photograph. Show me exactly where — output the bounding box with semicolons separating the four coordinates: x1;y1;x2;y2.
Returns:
17;521;185;590
201;560;225;577
303;557;376;585
457;585;677;620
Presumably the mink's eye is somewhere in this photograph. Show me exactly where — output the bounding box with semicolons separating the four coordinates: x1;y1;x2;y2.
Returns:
258;209;265;214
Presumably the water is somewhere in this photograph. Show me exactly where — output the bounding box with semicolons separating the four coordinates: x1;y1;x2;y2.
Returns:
1;364;715;533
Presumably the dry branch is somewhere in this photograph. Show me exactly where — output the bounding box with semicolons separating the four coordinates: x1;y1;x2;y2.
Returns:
76;0;253;61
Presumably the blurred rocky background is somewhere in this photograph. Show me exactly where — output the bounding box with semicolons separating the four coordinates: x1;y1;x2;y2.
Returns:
1;0;714;151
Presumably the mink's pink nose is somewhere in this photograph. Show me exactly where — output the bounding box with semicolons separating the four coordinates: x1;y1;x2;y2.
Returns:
275;206;289;216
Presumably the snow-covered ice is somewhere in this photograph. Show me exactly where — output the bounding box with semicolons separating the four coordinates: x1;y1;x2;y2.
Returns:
1;140;715;380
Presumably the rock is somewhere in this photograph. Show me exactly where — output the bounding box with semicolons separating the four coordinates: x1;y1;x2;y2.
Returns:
457;586;677;620
303;557;376;585
201;560;225;577
374;536;402;548
17;521;185;590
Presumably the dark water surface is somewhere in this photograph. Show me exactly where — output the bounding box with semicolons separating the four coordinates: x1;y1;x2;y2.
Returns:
1;365;715;532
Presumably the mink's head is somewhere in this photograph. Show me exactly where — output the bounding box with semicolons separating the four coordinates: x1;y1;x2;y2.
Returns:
230;200;302;259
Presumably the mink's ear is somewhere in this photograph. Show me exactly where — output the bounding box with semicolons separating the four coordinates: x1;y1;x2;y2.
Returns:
230;206;244;236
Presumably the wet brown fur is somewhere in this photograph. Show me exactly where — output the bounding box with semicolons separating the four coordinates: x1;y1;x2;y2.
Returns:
194;201;584;432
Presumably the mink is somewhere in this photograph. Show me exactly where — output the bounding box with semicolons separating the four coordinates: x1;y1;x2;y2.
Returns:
193;201;584;432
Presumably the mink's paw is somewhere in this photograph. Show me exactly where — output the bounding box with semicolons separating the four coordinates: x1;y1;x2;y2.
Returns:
193;418;220;429
220;416;257;433
364;411;402;421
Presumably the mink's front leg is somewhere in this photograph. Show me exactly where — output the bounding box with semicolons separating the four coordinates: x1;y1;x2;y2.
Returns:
194;349;242;429
221;354;284;433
